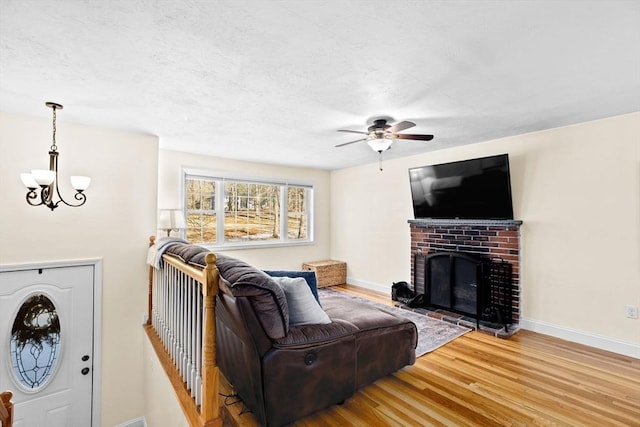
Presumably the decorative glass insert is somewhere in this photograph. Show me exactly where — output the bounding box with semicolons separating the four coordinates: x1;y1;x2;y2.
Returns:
10;294;61;390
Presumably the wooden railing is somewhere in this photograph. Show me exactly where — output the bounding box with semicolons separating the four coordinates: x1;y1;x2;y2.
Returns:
144;237;221;427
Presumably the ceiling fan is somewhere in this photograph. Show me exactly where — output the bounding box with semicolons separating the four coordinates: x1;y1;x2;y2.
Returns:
336;118;434;170
336;119;434;153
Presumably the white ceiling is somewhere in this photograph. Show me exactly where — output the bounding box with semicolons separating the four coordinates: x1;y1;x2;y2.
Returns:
1;0;639;170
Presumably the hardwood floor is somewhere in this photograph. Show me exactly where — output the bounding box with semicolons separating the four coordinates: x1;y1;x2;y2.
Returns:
221;285;640;427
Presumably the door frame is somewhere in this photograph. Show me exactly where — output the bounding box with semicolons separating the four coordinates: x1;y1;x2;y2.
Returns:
0;258;102;427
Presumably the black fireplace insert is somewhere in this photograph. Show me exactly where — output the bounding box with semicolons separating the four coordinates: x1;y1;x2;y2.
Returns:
413;251;513;331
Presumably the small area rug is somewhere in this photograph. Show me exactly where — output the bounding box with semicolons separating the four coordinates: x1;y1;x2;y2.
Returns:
318;287;471;357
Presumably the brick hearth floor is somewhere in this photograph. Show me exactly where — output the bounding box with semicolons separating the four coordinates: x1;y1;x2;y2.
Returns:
395;303;519;339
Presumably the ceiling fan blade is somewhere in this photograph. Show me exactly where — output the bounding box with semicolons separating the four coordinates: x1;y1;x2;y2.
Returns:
337;129;368;134
335;138;368;147
385;121;415;133
392;133;434;141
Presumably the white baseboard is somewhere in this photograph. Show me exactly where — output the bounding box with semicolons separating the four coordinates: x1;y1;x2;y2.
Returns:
115;417;147;427
520;318;640;359
346;276;389;294
344;278;639;359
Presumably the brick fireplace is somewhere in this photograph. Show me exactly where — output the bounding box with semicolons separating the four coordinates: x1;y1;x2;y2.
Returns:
409;219;522;332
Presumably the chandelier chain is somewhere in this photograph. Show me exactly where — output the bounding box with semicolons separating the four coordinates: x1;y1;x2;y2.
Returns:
50;106;57;152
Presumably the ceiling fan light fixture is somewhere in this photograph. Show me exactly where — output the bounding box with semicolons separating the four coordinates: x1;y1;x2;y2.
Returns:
367;138;393;153
336;118;433;171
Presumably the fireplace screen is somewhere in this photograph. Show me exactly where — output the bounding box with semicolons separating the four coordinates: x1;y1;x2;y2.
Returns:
418;251;513;330
426;252;482;317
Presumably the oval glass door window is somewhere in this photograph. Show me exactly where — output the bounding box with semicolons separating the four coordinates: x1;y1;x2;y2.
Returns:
9;294;61;390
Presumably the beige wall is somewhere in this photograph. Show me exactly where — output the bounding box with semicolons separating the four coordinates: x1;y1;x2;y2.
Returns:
0;112;158;426
331;112;640;353
142;338;189;427
157;149;332;269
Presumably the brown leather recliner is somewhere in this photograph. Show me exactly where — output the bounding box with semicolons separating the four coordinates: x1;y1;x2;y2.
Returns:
166;246;417;427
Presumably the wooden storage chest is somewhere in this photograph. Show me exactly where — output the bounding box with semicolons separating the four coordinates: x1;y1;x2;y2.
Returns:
302;260;347;288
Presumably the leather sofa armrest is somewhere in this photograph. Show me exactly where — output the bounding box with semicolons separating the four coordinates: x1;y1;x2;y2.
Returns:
272;319;358;348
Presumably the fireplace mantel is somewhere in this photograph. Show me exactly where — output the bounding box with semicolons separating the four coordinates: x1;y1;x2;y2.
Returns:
409;219;523;227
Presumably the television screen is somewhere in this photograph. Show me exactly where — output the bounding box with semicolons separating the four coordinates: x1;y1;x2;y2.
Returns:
409;154;514;220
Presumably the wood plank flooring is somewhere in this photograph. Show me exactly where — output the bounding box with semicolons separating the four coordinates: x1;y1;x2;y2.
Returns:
221;285;640;427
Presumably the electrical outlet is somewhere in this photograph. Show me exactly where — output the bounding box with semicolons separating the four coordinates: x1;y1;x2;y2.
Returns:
626;305;639;319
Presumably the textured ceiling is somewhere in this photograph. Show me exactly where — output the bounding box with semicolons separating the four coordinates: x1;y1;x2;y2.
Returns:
1;0;639;170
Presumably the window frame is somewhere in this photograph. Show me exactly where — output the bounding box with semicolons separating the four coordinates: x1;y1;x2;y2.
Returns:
181;169;315;250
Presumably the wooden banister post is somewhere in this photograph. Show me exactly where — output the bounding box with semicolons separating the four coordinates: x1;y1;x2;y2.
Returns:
201;252;221;426
0;391;13;427
147;235;156;326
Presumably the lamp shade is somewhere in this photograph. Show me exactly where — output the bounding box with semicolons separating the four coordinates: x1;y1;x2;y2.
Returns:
31;169;56;186
158;209;186;232
70;176;91;191
20;173;39;189
367;138;393;153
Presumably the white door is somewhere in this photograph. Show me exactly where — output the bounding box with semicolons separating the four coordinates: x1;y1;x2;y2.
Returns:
0;265;94;427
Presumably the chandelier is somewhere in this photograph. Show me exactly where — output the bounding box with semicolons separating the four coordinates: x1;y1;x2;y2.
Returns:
20;102;91;211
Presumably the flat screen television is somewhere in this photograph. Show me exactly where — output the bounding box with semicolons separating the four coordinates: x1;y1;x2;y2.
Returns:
409;154;514;220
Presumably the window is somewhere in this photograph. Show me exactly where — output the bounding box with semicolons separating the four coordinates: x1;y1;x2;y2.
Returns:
184;172;313;247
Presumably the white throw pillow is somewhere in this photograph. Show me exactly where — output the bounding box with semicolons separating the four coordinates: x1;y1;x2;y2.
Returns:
271;276;331;326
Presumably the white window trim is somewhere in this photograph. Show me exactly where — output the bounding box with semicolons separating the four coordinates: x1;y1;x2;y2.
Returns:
181;168;315;250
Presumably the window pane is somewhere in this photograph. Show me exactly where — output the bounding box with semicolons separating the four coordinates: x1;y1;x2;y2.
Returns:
185;178;216;243
186;212;216;243
287;187;308;240
224;182;280;242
